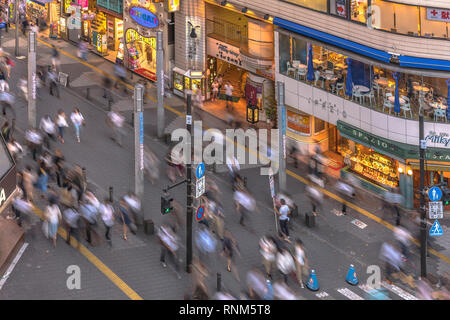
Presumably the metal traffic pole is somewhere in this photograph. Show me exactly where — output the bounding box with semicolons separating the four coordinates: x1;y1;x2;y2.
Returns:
186;93;193;273
419;91;427;278
156;30;164;138
277;81;287;192
15;0;19;57
134;84;144;225
27;31;37;128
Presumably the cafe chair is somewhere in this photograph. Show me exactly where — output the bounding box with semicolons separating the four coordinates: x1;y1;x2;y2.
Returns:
400;96;412;119
372;80;383;97
286;61;296;78
363;89;375;108
335;82;345;96
352;84;363;104
383;93;394;114
297;68;307;81
314;72;324;88
434;108;447;122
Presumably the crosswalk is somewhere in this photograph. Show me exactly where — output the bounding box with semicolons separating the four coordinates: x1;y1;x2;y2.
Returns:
313;281;418;300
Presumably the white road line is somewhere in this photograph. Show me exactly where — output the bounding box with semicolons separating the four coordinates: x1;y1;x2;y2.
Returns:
337;287;365;300
381;282;418;300
315;291;331;299
0;243;29;290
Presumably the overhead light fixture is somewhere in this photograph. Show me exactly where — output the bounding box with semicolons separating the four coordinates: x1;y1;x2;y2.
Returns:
220;0;227;6
264;14;270;20
398;167;404;174
242;7;248;13
407;169;413;176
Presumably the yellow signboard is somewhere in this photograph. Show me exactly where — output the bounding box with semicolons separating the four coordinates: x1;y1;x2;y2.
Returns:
125;28;155;48
168;0;180;12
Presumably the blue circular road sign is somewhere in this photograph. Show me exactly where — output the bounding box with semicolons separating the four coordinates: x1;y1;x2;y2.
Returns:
196;206;205;221
428;186;442;202
196;163;205;179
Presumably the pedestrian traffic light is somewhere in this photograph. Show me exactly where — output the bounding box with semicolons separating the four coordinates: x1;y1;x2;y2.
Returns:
161;193;173;215
442;187;450;206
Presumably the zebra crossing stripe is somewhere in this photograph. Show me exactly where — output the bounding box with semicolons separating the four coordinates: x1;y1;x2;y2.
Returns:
382;282;418;300
358;284;391;300
337;288;364;300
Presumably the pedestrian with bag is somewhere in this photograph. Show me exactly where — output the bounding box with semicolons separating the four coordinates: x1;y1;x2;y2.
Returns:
276;248;295;284
40;115;57;149
25;128;42;161
80;201;98;245
118;198;136;241
63;206;80;248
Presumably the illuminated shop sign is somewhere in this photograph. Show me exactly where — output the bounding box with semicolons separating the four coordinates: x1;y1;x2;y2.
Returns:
125;28;155;48
129;7;159;28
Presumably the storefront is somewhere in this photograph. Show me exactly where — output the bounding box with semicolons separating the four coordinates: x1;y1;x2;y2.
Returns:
0;135;21;279
91;8;123;63
123;1;165;80
172;68;204;97
26;0;59;27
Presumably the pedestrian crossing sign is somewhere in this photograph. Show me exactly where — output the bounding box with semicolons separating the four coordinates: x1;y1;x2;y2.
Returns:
429;219;443;236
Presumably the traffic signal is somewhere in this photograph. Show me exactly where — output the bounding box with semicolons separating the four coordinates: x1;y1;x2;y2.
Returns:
161;193;173;215
442;187;450;206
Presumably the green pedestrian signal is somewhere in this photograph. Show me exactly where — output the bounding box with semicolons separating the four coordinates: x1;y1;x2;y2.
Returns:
161;193;173;215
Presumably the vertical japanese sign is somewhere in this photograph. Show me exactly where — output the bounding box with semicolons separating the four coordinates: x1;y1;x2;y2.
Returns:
139;112;144;170
186;17;203;64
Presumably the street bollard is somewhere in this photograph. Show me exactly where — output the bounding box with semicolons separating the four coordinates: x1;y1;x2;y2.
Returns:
82;167;86;183
86;87;90;100
109;186;113;202
217;272;221;292
107;99;112;111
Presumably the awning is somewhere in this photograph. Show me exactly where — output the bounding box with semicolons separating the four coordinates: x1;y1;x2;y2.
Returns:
273;17;392;63
407;161;450;172
399;55;450;72
274;16;450;73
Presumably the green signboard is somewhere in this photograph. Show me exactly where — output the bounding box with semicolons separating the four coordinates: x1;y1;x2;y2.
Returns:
337;120;450;161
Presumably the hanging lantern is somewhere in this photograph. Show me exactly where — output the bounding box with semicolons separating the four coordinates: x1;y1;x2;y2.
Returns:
247;103;259;124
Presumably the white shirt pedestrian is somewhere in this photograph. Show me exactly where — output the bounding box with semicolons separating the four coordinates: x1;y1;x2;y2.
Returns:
70;109;84;142
40;117;56;135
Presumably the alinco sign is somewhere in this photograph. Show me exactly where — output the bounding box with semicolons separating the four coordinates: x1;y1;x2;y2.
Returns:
129;7;159;28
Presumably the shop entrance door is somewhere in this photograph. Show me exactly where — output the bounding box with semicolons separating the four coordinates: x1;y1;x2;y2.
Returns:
328;125;338;153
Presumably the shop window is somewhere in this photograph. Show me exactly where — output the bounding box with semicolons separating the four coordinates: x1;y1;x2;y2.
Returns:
420;7;449;38
339;142;399;188
286;109;311;136
330;0;347;19
371;0;419;35
278;32;291;75
351;0;367;24
282;0;327;13
314;117;326;134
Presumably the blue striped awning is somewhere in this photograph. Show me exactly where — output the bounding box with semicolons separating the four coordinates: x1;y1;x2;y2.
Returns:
398;55;450;72
273;17;392;63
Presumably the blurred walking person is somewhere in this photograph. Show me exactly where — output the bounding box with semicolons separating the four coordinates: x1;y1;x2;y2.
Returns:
114;63;127;93
191;257;210;300
157;224;181;279
99;199;115;244
394;226;412;261
25;128;42;161
63;206;80;248
106;110;125;147
51;45;60;72
118;199;136;241
143;145;160;184
52;149;65;187
40;115;57;149
233;186;256;227
379;241;403;284
70;108;84;143
259;235;277;279
294;239;309;288
221;230;240;281
47;66;60;98
22;166;36;203
35;161;49;198
55;110;68;143
44;198;62;247
276;248;295;284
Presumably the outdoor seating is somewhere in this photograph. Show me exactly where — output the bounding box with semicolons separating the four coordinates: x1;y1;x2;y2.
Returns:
314;72;324;88
297;68;307;81
434;108;447;122
352;84;363;104
335;82;344;96
383;93;394;114
363;89;375;108
400;96;413;118
287;61;296;77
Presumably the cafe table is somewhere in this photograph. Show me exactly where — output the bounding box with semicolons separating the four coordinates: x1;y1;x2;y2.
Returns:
388;96;406;105
413;85;430;93
374;78;389;87
353;85;370;93
428;101;448;109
